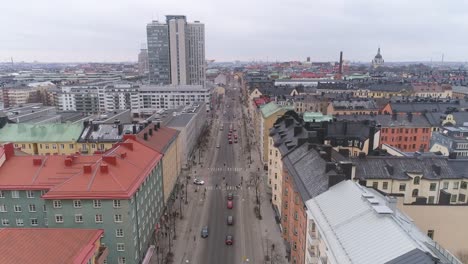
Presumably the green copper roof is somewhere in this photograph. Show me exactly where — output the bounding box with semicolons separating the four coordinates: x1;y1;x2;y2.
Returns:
260;102;285;118
303;112;333;123
0;123;84;143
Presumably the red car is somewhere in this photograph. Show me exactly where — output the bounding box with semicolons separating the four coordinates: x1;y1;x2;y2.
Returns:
225;235;234;245
227;200;233;209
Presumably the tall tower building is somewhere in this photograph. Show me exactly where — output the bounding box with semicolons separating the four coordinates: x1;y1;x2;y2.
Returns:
138;48;149;76
146;15;205;86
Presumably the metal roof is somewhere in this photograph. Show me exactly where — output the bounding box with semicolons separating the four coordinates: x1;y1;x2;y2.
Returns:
306;181;451;264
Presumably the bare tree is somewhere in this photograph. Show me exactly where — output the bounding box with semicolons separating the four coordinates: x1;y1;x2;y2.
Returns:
251;171;262;219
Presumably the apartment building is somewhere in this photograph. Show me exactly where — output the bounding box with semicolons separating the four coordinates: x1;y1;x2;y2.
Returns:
0;123;84;155
0;138;164;264
305;180;461;264
326;99;391;116
412;82;452;98
351;155;468;205
430;126;468;158
136;123;181;203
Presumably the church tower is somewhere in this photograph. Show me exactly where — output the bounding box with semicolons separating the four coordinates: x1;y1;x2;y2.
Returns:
372;47;384;68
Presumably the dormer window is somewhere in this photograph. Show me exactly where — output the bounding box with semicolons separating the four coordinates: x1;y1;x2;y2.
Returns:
413;176;420;185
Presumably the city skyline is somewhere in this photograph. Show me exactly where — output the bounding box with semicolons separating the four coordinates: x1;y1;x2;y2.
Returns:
1;0;468;63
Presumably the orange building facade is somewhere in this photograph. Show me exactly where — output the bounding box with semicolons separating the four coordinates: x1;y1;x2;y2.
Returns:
379;114;432;152
281;169;307;264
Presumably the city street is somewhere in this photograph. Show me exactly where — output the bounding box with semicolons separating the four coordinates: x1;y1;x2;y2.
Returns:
167;77;286;264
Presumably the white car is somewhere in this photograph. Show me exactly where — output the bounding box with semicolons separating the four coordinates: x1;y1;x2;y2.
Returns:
216;144;220;148
193;179;205;185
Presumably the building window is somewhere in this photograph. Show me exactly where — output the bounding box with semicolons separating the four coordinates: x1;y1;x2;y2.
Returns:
413;176;420;185
26;190;34;198
30;218;38;226
443;182;449;189
29;204;36;212
461;181;467;190
75;214;83;223
117;243;125;251
1;219;9;226
0;191;4;198
399;184;406;192
427;230;434;239
0;205;6;212
116;229;124;237
118;257;126;264
412;189;419;197
459;194;466;203
16;219;24;226
11;191;20;198
93;200;102;208
453;182;459;190
274;184;277;191
55;215;63;223
451;194;457;203
382;182;388;190
428;196;435;204
53;200;62;208
372;182;378;189
293;242;297;251
43;205;47;212
274;173;277;179
73;200;82;208
429;183;437;191
113;200;121;208
14;205;22;212
114;214;123;223
95;214;103;223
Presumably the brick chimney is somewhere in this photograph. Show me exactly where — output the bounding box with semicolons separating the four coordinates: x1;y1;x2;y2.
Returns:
3;143;14;160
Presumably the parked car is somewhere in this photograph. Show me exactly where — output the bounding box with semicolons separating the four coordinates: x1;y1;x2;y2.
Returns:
216;144;220;148
229;140;232;144
225;235;234;245
234;134;238;139
234;139;238;143
201;226;209;238
193;179;205;185
227;200;233;209
227;193;233;200
227;216;234;225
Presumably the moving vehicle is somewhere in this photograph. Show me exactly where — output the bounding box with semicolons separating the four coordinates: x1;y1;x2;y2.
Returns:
227;193;233;200
216;144;220;148
201;226;209;238
227;216;234;225
225;235;234;245
227;200;233;209
234;139;238;143
234;134;238;139
193;179;205;185
229;139;232;144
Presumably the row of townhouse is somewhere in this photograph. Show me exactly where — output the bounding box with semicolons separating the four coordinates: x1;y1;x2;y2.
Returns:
0;139;165;264
267;111;468;263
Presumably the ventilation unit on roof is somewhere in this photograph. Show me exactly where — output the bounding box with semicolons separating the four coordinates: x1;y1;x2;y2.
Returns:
361;193;374;198
367;198;379;205
372;205;393;214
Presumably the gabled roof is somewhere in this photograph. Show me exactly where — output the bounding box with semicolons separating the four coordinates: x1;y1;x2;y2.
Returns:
306;181;446;264
351;156;461;180
136;124;179;153
0;228;103;264
0;138;163;199
283;144;329;201
0;123;84;142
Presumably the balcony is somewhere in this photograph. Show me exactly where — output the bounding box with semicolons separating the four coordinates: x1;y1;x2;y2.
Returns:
95;246;109;264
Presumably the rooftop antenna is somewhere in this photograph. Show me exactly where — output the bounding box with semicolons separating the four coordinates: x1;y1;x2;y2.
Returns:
441;53;444;65
10;57;13;66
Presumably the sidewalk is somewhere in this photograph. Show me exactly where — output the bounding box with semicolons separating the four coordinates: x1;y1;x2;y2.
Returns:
242;105;287;264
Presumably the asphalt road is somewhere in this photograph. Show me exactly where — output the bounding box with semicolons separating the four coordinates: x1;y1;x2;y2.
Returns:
194;80;261;264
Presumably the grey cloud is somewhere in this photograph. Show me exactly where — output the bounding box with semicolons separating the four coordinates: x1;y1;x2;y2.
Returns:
1;0;467;62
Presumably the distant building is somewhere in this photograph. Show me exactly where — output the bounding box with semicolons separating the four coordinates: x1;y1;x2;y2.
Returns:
430;127;468;158
372;47;384;68
138;48;149;76
147;16;205;85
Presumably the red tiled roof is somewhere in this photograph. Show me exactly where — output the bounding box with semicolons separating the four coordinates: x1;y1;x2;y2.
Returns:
0;228;103;264
0;139;163;199
135;124;179;153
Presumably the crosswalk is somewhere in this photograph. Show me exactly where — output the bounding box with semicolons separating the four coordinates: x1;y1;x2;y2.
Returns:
194;185;250;191
208;167;246;172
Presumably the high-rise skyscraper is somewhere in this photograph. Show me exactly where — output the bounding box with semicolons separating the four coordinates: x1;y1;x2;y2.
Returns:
146;15;205;86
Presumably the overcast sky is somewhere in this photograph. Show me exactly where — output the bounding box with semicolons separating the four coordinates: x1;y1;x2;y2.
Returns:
1;0;468;63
